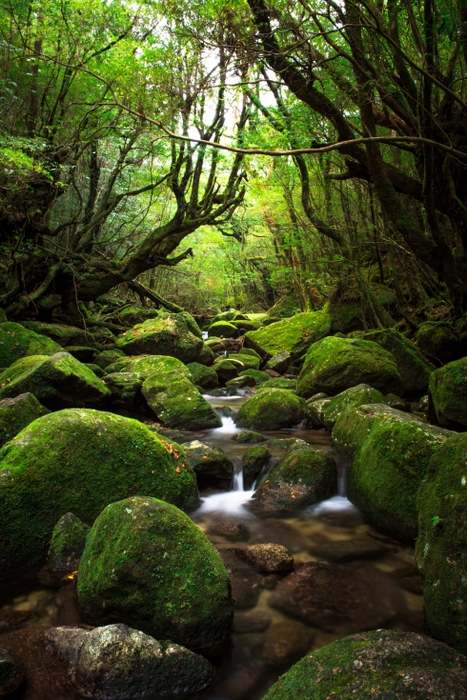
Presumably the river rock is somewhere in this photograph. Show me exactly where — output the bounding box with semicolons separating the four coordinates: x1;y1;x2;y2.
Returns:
186;362;218;391
0;321;62;368
230;544;294;573
47;513;90;578
235;389;305;430
305;397;331;428
268;561;406;634
77;497;233;654
116;316;203;363
244;310;331;361
363;328;434;394
227;353;261;371
0;646;23;697
232;610;271;634
218;549;262;609
0;409;198;572
251;448;337;513
0;392;49;447
306;532;393;562
0;352;110;410
416;431;467;654
262;629;467;700
321;383;386;430
257;378;297;391
263;620;315;670
239;369;270;385
232;430;266;443
428;357;467;429
197;343;215;366
297;336;403;399
183;440;234;487
142;372;221;430
242;446;270;489
44;624;214;699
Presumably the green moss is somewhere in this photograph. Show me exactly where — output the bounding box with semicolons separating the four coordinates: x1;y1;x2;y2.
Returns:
416;433;467;653
186;362;218;391
0;322;62;368
363;329;433;394
237;347;261;359
238;369;270;384
244;310;331;360
197;343;215;366
230;319;261;332
322;384;386;430
226;353;261;371
0;352;110;410
0;392;49;447
257;378;297;391
242;445;270;489
22;321;96;348
428;357;467;429
0;409;199;572
77;496;233;653
116;317;203;362
207;321;238;338
234;430;265;443
142;373;222;430
263;629;467;699
126;354;190;379
236;389;306;430
0;355;49;387
48;512;90;573
93;348;126;369
297;336;403;399
416;321;459;364
213;360;239;383
104;372;143;411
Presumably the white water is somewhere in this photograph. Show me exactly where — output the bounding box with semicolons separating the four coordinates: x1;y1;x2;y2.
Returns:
210;415;241;436
307;495;358;515
197;488;256;518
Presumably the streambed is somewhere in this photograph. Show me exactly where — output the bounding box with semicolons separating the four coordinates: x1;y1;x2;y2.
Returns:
0;394;424;700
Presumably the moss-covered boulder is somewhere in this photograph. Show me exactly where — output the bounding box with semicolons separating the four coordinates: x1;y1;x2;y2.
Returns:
306;397;331;428
322;384;386;430
236;389;306;430
232;430;265;443
0;392;49;447
265;350;291;374
104;372;144;413
244;310;331;361
172;311;202;338
142;373;221;430
242;445;271;489
207;321;238;338
262;629;467;700
213;359;239;383
0;322;62;368
22;321;97;348
297;337;403;399
251;447;337;512
77;497;233;654
257;378;297;391
416;432;467;653
363;329;433;394
347;414;451;540
416;321;460;364
116;317;203;363
197;343;215;367
47;512;90;577
186;362;218;391
328;297;364;334
113;304;159;327
428;357;467;429
183;440;234;487
226;353;261;371
126;354;190;380
0;352;110;410
239;369;269;385
0;409;199;572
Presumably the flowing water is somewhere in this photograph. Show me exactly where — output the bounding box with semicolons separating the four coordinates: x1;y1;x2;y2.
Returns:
0;394;424;700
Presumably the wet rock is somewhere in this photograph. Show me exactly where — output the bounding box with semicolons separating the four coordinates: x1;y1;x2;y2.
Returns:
0;392;49;447
263;438;309;455
265;351;292;374
236;389;306;430
250;448;337;513
212;523;250;542
44;624;215;699
47;513;90;579
297;336;403;399
232;430;266;443
250;519;306;553
306;532;393;562
77;497;233;654
321;383;386;430
0;646;23;697
262;629;467;700
262;620;315;669
230;544;294;573
232;610;272;634
0;410;198;572
268;561;407;634
389;564;423;595
116;316;203;363
242;446;270;489
183;440;234;487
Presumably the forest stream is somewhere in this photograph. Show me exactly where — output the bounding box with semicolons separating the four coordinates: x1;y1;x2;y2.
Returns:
0;394;425;700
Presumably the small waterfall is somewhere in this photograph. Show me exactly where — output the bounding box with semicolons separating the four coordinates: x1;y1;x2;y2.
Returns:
212;415;240;435
232;464;244;492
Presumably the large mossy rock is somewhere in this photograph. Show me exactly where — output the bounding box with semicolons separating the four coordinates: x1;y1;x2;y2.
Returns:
251;447;337;512
77;497;233;654
416;321;460;364
186;363;218;391
207;321;238;338
244;310;331;361
22;321;96;348
347;410;451;540
321;384;386;430
116;317;203;363
262;629;467;700
47;512;90;577
126;354;190;380
235;389;305;430
0;322;62;368
0;409;199;572
428;357;467;429
416;432;467;654
142;373;221;430
183;440;234;486
104;372;144;413
363;329;433;394
0;392;49;447
0;352;110;410
297;337;403;399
